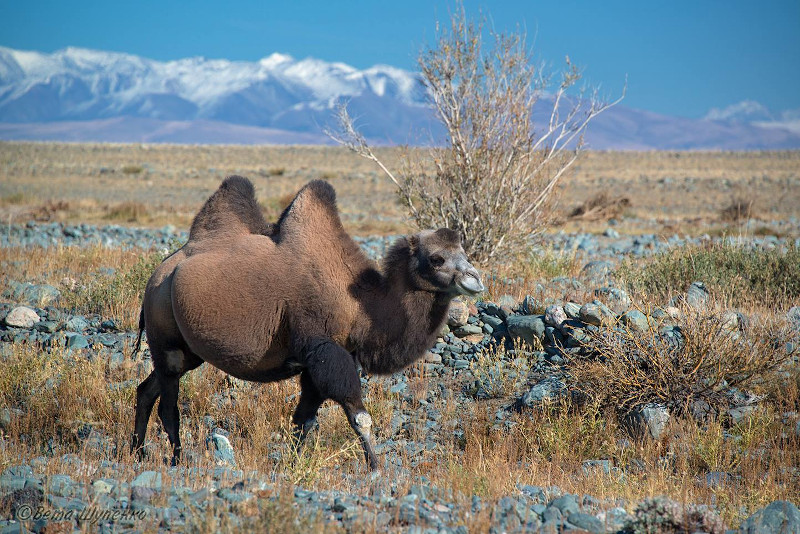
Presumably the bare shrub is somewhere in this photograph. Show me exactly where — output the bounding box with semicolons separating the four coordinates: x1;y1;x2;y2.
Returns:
569;306;797;417
720;196;755;223
568;192;630;221
328;7;622;263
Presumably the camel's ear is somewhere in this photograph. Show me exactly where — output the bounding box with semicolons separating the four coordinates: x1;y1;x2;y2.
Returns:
407;234;420;254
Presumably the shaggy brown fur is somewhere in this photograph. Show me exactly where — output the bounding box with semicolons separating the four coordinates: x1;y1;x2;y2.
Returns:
132;177;484;470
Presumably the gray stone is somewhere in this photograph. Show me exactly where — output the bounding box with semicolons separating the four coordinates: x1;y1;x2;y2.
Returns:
506;315;545;348
788;307;800;330
568;512;604;533
454;324;482;337
550;494;579;516
64;316;89;332
581;260;615;284
739;500;800;534
563;302;581;319
66;334;89;350
517;377;567;408
497;294;518;314
544;305;567;329
447;299;470;328
4;306;40;328
34;320;58;333
594;287;631;314
621;310;650;333
207;432;236;467
687;281;710;309
423;351;442;364
720;310;743;332
579;302;616;326
131;471;162;490
520;295;541;315
622;403;670;440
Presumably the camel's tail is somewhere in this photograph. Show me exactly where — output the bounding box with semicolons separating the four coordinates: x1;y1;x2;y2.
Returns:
131;307;145;357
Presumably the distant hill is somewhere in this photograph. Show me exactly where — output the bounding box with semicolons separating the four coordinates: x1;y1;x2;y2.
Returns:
1;46;799;149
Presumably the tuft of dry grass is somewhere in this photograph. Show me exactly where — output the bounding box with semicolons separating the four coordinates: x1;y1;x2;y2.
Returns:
104;201;149;222
568;191;631;221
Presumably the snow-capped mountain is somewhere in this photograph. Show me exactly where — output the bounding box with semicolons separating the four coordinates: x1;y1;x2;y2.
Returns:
1;46;799;149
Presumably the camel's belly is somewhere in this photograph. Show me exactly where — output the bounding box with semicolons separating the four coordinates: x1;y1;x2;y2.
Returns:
171;252;292;380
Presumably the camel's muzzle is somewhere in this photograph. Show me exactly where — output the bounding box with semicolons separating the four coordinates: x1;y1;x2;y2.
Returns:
455;265;485;296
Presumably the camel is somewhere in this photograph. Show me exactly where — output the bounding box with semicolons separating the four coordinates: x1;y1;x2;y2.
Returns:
132;176;484;470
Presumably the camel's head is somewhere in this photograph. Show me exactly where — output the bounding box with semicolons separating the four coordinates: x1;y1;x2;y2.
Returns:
407;228;485;297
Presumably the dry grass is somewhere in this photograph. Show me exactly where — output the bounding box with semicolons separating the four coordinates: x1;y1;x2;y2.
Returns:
0;244;173;329
1;143;799;240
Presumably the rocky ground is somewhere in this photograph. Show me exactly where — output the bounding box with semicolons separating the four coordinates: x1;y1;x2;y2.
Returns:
1;222;799;533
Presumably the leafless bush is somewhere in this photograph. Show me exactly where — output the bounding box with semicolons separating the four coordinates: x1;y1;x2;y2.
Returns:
569;306;796;417
328;7;622;263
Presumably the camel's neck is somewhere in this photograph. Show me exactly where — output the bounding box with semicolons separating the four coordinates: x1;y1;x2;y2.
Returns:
353;256;452;375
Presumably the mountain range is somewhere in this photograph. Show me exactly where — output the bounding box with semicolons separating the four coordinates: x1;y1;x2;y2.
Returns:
1;46;799;150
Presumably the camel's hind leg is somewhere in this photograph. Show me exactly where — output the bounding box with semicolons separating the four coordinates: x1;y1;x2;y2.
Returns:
301;338;379;470
292;370;324;445
132;371;161;459
154;349;203;466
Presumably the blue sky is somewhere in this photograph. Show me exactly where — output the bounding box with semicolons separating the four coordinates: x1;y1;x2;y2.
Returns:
1;0;798;118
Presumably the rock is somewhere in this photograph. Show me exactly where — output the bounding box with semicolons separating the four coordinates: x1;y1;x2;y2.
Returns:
520;295;541;315
550;494;579;516
516;377;567;409
423;351;442;364
739;500;800;534
594;287;631;314
447;299;470;327
544;305;567;329
497;295;517;314
131;471;162;490
568;512;604;533
622;403;670;440
506;315;545;348
34;320;58;333
581;260;615;284
788;307;800;330
687;281;710;309
64;316;89;332
26;284;61;307
563;302;581;319
66;334;89;350
627;497;726;534
454;324;482;337
621;310;650;333
4;306;40;328
579;302;616;326
720;311;743;332
207;432;236;466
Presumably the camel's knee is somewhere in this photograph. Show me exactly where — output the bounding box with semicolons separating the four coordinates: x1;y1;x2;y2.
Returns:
354;412;372;434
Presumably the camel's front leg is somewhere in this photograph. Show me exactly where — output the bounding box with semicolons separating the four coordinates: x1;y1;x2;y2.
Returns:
297;336;380;471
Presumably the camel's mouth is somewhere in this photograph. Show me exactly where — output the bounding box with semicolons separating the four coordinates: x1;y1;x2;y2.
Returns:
455;272;485;296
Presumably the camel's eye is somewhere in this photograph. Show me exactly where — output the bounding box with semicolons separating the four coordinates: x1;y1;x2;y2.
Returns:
429;254;445;268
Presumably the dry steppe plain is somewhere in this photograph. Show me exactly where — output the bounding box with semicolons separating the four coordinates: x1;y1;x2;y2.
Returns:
0;142;799;532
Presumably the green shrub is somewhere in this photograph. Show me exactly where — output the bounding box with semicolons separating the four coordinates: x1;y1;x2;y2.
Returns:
618;242;800;306
62;244;178;329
